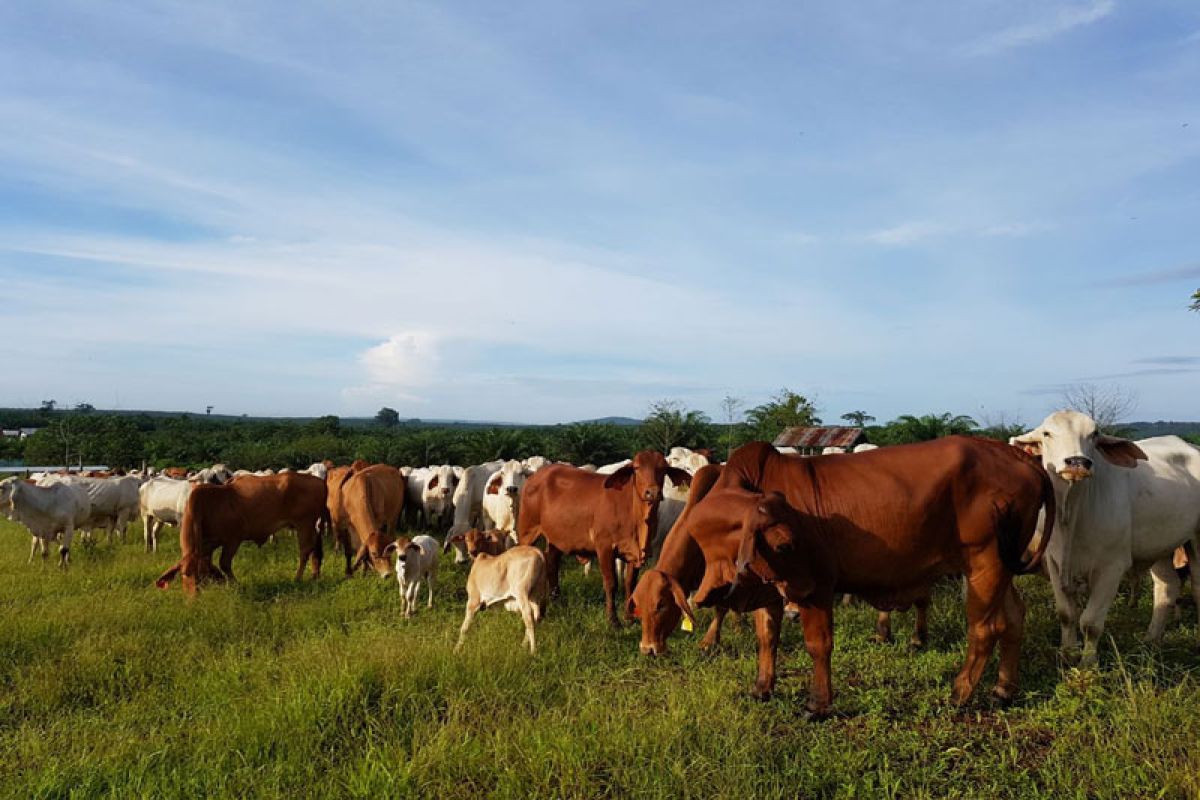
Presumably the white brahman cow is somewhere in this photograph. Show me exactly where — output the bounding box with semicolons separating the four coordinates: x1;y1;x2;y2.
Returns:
446;460;505;562
37;474;140;544
1012;410;1200;664
138;476;194;553
481;459;533;543
1;477;91;566
404;465;459;530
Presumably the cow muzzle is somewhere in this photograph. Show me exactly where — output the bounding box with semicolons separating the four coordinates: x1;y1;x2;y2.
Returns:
639;640;664;656
1059;456;1094;482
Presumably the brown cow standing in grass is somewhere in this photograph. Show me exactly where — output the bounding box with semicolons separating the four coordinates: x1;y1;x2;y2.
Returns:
633;463;728;655
517;450;691;626
641;439;1054;716
338;464;405;577
155;473;328;596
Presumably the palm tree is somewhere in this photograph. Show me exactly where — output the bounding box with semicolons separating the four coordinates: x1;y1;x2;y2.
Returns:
890;413;978;443
840;410;875;427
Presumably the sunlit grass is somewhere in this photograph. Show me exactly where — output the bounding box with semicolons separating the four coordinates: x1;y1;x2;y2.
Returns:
1;517;1198;798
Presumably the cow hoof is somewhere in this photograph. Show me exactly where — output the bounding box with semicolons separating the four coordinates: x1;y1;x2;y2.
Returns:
908;635;928;650
991;685;1017;706
750;685;773;701
870;633;893;645
804;702;832;720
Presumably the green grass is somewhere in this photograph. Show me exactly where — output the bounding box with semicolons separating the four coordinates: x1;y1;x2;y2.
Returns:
1;519;1198;799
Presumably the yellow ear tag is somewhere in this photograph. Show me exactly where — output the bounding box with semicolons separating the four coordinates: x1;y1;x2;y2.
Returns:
681;615;694;633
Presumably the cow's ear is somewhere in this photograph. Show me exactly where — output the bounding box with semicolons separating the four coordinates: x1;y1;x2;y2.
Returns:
486;475;501;495
1009;430;1042;457
428;475;439;490
665;467;692;487
664;573;696;628
603;465;636;490
1096;435;1148;468
383;542;400;556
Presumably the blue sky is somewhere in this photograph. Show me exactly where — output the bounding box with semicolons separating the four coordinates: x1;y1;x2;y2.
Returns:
1;1;1198;425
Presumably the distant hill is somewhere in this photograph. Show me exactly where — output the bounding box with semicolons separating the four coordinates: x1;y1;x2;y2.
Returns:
1124;421;1200;439
574;416;642;427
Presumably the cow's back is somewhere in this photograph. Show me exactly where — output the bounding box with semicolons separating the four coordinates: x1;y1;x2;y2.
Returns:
518;464;604;547
1125;436;1200;562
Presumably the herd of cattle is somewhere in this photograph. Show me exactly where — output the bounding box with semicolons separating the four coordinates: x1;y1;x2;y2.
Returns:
2;409;1199;717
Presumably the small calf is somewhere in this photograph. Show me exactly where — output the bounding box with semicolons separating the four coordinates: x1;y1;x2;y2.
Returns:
455;542;548;655
386;535;439;618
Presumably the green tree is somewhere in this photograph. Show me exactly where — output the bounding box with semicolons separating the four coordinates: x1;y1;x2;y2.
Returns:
745;389;820;443
553;423;628;465
1191;289;1200;311
840;410;875;427
639;400;712;454
375;407;400;428
883;413;978;444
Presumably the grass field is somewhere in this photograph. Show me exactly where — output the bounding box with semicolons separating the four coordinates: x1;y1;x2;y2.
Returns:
1;519;1199;799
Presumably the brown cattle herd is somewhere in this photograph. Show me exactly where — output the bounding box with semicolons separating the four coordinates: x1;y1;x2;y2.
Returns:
7;433;1200;719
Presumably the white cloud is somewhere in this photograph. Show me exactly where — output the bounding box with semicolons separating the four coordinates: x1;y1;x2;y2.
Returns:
347;331;442;403
960;1;1116;57
862;221;948;246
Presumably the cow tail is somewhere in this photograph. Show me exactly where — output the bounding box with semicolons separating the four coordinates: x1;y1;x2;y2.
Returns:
1021;470;1056;574
996;470;1056;576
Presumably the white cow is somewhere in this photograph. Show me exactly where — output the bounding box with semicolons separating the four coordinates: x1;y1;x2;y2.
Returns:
421;465;458;529
852;443;879;453
667;447;711;474
387;535;439;618
0;477;91;566
37;475;140;543
522;456;550;473
1012;410;1200;664
138;476;193;553
190;464;233;485
446;461;505;562
302;462;329;480
481;460;534;542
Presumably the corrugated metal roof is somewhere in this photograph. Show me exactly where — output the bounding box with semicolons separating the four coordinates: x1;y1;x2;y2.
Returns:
772;426;866;449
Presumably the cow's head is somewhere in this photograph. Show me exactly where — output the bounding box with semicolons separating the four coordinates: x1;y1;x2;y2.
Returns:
384;538;421;581
603;451;692;564
633;568;695;655
362;533;399;578
1010;410;1147;484
464;528;506;558
732;492;820;602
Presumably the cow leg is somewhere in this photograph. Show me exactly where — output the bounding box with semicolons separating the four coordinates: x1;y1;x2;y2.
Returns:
1187;541;1200;631
143;516;155;553
218;542;241;582
59;525;74;568
28;536;39;564
1146;557;1182;643
699;607;728;651
622;562;639;623
1079;561;1126;667
426;570;436;608
951;570;1008;706
751;601;783;701
911;595;930;649
992;583;1026;703
873;611;893;644
597;547;620;627
297;522;322;581
1045;553;1080;654
519;599;538;655
454;598;482;653
799;602;834;716
544;545;563;598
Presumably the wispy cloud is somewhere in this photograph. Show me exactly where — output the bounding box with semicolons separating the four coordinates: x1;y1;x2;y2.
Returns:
1092;262;1200;288
959;1;1116;57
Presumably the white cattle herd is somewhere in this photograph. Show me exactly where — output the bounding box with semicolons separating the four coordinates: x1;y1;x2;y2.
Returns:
2;411;1199;666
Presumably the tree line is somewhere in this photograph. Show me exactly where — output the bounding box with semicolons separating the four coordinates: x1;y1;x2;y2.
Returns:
1;388;1040;471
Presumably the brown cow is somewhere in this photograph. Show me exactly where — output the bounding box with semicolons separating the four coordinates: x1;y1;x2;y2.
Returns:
445;528;508;557
517;450;691;626
155;473;328;596
649;439;1054;716
338;464;405;577
634;463;727;655
163;467;188;480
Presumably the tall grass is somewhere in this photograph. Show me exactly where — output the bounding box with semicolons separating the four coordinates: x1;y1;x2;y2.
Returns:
1;517;1198;799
